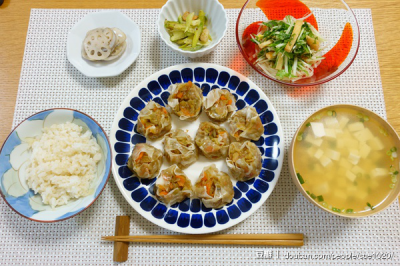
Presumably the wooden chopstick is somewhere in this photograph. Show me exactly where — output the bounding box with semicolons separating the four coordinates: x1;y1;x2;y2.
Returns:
102;234;304;246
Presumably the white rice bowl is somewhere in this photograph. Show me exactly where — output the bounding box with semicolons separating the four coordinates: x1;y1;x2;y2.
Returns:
26;122;102;208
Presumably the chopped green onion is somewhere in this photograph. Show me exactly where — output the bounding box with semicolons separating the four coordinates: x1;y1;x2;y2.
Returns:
332;207;341;213
391;147;397;152
391;176;397;183
297;132;303;141
296;173;305;184
317;195;324;202
366;202;374;210
310;193;317;199
390;184;395;189
346;209;353;213
393;171;399;175
306;191;311;195
306;122;311;127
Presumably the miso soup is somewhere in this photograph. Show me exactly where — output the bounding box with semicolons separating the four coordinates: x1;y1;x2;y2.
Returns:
293;107;399;214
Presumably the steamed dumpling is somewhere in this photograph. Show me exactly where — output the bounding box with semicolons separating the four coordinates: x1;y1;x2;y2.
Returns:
195;122;230;159
167;81;203;121
193;164;234;209
137;100;172;140
226;141;262;181
163;129;198;168
155;165;193;206
127;143;163;179
203;89;236;122
229;106;263;141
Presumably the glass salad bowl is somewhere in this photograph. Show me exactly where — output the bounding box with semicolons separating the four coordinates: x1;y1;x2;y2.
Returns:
235;0;360;86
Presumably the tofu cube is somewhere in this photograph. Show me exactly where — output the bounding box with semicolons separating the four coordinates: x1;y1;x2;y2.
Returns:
326;149;341;161
338;116;350;129
351;165;364;175
319;155;332;167
310;122;326;138
356;190;368;200
367;137;384;151
359;143;371;159
325;128;337;139
346;170;357;182
304;134;323;147
306;146;317;157
348;122;365;132
353;128;374;143
314;149;324;159
371;168;389;178
314;182;329;195
348;151;360;165
324;117;339;128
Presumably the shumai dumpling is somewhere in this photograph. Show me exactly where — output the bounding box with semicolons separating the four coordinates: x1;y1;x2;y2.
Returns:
203;89;236;122
226;141;262;181
155;165;193;206
127;143;163;179
137;100;171;140
163;129;198;168
194;164;234;209
229;106;263;141
167;81;203;121
195;122;230;159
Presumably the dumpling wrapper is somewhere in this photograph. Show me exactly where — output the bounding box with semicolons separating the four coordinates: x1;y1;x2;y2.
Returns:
203;89;236;122
155;164;193;206
195;122;230;159
163;129;198;168
137;100;172;139
193;164;234;209
226;141;262;181
229;106;263;141
127;143;163;179
167;81;203;121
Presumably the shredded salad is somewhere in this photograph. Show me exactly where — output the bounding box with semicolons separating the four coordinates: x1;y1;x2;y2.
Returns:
250;15;325;82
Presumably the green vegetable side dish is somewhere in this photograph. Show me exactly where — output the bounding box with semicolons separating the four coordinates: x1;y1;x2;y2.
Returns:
164;10;212;51
250;15;325;82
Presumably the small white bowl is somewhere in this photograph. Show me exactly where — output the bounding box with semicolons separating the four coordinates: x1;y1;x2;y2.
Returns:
158;0;228;58
67;11;141;78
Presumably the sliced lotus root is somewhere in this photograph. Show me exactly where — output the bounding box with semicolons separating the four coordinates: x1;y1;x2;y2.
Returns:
83;29;112;60
81;43;92;60
112;27;127;47
104;41;127;61
102;27;117;49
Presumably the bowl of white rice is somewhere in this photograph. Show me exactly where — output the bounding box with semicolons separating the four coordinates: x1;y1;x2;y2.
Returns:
0;108;111;222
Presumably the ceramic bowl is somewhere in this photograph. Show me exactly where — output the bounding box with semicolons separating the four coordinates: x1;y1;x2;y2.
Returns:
67;11;141;77
288;104;400;217
0;109;112;222
236;0;360;86
158;0;228;58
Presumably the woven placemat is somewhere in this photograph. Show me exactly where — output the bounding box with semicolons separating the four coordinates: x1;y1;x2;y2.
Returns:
1;8;399;265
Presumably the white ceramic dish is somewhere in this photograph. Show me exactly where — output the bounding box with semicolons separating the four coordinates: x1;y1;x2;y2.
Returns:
110;63;284;233
158;0;228;58
67;11;141;78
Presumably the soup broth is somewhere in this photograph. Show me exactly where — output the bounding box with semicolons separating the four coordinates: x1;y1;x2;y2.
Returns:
293;107;399;214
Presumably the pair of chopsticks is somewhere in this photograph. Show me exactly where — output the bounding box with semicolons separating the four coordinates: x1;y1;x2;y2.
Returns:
102;233;304;246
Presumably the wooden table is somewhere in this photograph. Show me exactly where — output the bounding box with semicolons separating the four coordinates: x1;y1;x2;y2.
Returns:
0;0;399;143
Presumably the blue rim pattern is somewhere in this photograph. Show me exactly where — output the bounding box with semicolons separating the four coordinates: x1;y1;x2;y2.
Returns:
111;64;284;233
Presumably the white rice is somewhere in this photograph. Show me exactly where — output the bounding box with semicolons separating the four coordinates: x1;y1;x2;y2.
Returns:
26;122;102;208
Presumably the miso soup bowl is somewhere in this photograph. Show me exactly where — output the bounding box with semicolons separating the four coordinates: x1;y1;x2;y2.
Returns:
288;104;400;217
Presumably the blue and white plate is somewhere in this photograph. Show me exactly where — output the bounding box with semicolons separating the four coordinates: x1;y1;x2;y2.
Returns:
0;109;112;222
110;63;284;233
